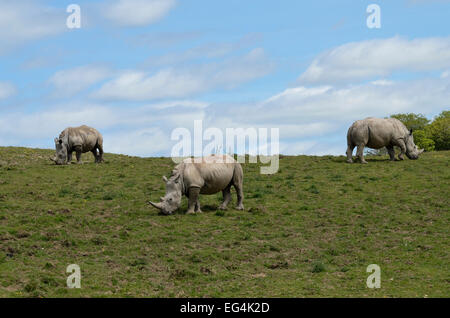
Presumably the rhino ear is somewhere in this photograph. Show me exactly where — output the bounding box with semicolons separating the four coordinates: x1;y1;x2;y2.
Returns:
173;174;180;183
54;138;58;144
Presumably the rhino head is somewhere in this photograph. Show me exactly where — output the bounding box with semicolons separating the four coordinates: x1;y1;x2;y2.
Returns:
50;137;68;165
149;175;183;215
405;129;424;160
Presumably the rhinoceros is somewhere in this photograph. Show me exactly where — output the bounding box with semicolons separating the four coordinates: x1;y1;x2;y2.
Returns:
149;154;244;215
346;117;424;164
50;125;104;165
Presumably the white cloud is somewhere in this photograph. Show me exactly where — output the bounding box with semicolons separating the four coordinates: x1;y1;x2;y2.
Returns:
48;65;112;97
299;36;450;84
258;78;450;124
130;31;202;48
104;128;171;157
141;33;263;68
0;1;65;54
103;0;176;26
151;100;210;110
0;82;16;99
371;79;394;86
211;48;273;88
93;69;205;101
93;48;273;101
0;105;117;141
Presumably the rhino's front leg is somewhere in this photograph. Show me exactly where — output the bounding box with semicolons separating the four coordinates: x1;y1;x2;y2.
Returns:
67;151;73;163
397;140;406;160
386;146;396;161
195;199;202;213
186;187;200;214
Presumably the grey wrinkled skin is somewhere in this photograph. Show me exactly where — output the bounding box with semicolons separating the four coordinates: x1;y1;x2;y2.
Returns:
346;117;424;164
149;154;244;215
50;125;104;165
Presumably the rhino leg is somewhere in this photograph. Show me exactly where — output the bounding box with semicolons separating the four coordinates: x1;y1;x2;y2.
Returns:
346;144;355;163
396;139;406;160
74;146;82;164
232;164;244;210
386;145;396;161
186;187;200;214
356;144;368;164
97;143;104;163
195;199;202;213
234;180;244;210
219;185;232;210
235;187;244;210
91;149;99;163
67;151;73;163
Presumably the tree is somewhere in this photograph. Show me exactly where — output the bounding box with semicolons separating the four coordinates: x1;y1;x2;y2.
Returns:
413;130;435;152
390;113;430;131
425;111;450;150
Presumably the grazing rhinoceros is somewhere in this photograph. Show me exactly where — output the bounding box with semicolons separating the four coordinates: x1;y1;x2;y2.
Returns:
149;154;244;215
346;117;423;164
50;125;104;165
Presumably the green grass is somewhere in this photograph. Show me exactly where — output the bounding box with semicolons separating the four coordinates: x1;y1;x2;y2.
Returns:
0;146;449;297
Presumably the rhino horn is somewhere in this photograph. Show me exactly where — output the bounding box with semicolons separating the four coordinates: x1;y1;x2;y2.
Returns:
149;201;163;210
418;148;424;154
163;176;168;182
49;156;56;162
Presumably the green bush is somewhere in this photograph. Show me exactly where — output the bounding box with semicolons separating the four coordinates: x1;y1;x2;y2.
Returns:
413;130;435;152
425;111;450;151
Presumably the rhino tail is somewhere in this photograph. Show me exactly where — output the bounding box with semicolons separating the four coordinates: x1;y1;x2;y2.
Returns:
346;125;355;148
367;125;372;145
93;134;104;162
232;161;244;185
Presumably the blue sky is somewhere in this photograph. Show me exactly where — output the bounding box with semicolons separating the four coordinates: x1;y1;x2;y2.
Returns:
0;0;449;156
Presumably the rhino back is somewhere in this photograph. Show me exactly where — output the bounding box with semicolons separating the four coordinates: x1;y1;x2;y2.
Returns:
63;125;101;152
349;118;407;149
385;118;409;135
183;155;237;194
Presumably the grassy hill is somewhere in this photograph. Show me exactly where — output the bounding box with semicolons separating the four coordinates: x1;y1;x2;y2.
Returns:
0;146;448;297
